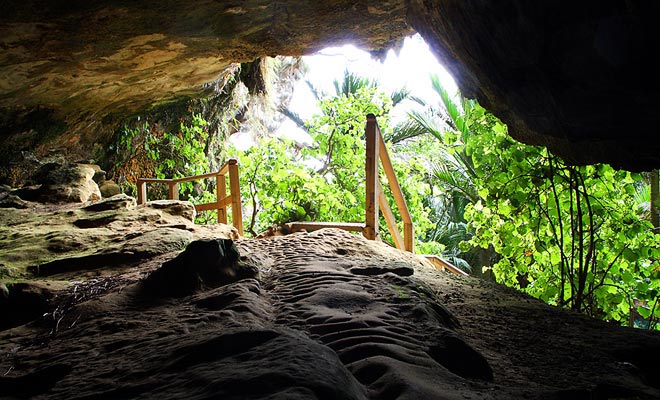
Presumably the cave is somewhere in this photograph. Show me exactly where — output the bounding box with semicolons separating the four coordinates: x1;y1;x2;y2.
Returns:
1;2;660;399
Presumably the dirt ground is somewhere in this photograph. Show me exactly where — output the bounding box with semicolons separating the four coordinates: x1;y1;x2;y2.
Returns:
1;228;659;399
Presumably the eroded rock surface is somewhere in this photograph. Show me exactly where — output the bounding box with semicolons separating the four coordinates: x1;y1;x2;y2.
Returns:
407;1;660;170
12;163;102;204
1;228;658;399
0;194;239;279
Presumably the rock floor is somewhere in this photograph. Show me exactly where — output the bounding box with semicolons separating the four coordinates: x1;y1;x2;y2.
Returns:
1;207;659;399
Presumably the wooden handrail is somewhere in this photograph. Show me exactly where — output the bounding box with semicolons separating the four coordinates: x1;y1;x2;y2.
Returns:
136;158;243;235
294;115;414;253
365;114;414;252
424;255;469;276
242;115;461;275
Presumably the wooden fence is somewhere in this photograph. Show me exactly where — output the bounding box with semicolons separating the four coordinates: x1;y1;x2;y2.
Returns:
136;158;243;235
291;114;414;252
290;114;468;276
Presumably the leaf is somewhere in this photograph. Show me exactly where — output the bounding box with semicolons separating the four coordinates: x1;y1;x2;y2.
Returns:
623;248;639;263
637;306;651;319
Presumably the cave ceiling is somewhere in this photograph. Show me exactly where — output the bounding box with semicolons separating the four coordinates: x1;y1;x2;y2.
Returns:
1;0;659;171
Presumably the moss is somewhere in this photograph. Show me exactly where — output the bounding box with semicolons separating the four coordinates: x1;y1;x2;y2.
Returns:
390;284;411;298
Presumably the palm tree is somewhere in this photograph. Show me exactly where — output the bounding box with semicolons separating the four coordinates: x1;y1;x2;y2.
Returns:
279;68;423;132
393;74;494;275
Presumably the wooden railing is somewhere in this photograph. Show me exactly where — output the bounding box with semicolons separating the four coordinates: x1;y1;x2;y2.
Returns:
290;114;414;252
134;118;466;276
136;159;244;235
424;255;469;277
365;113;414;252
289;114;468;277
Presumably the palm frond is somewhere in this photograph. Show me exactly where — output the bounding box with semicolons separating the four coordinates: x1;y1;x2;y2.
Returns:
389;87;426;108
278;106;308;132
333;69;378;97
305;80;325;101
430;74;467;135
407;109;445;142
388;118;428;143
431;161;478;204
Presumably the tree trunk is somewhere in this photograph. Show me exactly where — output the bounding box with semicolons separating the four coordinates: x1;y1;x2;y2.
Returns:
472;246;497;281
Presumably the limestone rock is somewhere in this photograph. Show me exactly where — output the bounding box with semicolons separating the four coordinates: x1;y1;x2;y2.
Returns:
1;1;659;170
142;238;250;297
0;196;238;278
0;282;55;330
82;193;136;212
16;163;102;204
145;199;196;222
32;228;194;276
406;1;660;170
99;180;121;198
76;164;106;184
1;229;660;398
119;228;193;260
0;194;30;209
0;364;72;398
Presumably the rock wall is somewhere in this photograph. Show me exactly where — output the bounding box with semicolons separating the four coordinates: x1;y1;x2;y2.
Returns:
407;0;660;170
1;0;659;171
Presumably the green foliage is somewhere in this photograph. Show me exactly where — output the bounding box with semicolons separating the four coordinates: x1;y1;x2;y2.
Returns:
455;102;660;328
110;114;219;223
395;78;482;271
234;135;321;234
398;74;659;328
233;82;438;253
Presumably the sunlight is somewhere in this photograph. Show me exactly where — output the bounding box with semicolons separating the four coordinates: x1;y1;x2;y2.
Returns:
229;34;458;149
288;34;457;122
279;35;457;144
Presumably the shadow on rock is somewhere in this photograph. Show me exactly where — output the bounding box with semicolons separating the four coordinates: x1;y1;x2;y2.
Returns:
140;238;257;297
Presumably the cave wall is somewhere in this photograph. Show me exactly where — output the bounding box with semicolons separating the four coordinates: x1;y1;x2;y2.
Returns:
1;0;659;180
407;0;660;171
0;1;411;184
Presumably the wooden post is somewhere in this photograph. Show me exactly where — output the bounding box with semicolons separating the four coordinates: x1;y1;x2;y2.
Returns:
168;182;179;200
216;173;228;224
364;114;379;240
404;223;414;253
137;179;147;204
228;159;244;236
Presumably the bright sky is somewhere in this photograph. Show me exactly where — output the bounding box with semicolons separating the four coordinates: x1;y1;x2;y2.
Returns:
231;34;457;148
290;34;457;121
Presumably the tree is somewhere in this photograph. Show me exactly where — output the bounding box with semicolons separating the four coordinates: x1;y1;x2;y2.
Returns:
232;73;440;254
455;102;660;328
280;69;423;134
392;75;486;273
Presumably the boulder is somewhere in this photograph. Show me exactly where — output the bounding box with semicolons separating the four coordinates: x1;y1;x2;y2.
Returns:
83;193;135;212
0;194;30;209
76;164;106;184
145;200;196;222
142;238;253;297
16;163;102;204
99;180;121;198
